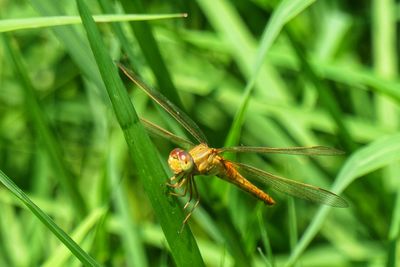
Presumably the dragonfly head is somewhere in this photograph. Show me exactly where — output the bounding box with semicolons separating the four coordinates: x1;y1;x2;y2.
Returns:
168;148;194;174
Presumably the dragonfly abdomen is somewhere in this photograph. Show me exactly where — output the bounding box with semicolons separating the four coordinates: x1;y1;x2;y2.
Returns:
220;161;275;206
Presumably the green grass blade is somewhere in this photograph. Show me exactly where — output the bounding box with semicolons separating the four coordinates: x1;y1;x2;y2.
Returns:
108;136;148;267
42;208;106;267
285;28;355;151
285;133;400;266
0;14;187;33
372;0;398;128
119;0;184;108
288;198;298;252
371;2;399;266
30;0;110;91
197;0;290;103
75;1;204;266
258;211;274;267
0;169;101;267
319;63;400;103
224;0;317;147
97;0;140;73
387;187;400;267
266;46;400;103
2;34;87;217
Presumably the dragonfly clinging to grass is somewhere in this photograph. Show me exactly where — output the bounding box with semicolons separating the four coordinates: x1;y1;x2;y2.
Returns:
119;64;348;226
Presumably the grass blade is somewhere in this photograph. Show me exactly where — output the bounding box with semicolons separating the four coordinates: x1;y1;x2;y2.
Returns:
372;0;398;128
387;185;400;267
0;14;187;33
76;1;204;266
0;169;101;267
224;0;318;147
108;137;148;267
42;208;106;267
285;28;356;151
119;0;184;108
2;34;87;217
371;2;399;265
197;0;289;103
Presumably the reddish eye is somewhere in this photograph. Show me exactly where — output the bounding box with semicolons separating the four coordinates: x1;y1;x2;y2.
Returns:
168;148;193;173
170;148;183;159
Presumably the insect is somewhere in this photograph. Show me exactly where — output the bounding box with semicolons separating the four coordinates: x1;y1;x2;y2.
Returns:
119;64;348;227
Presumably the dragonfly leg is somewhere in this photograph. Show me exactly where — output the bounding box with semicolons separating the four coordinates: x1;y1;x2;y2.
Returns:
178;176;194;233
169;178;189;197
168;179;189;197
181;177;200;229
183;177;194;210
166;174;186;188
168;175;177;183
191;178;200;210
166;175;178;187
179;177;201;233
183;178;200;219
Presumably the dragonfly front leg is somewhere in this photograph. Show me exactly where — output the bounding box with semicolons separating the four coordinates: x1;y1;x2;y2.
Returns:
169;179;189;197
168;175;177;183
166;173;187;188
166;175;181;187
167;174;190;198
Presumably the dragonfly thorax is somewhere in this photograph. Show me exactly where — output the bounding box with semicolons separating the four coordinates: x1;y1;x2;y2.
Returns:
188;143;223;176
168;148;194;174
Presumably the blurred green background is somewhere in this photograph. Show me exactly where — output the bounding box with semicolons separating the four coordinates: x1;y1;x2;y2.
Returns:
0;0;400;266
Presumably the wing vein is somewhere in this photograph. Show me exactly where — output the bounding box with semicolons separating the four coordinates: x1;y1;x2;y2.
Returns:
219;146;344;156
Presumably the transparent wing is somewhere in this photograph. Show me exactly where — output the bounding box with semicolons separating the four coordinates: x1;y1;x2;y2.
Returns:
218;146;344;156
119;63;208;144
230;161;348;208
141;118;195;148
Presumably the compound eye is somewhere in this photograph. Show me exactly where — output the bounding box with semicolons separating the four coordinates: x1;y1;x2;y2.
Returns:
169;148;183;159
168;148;193;174
177;151;194;172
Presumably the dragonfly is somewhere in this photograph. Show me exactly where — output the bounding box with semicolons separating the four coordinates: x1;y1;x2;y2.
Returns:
119;64;348;226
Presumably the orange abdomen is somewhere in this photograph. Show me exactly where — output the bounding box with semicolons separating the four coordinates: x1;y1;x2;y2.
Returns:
220;161;275;205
